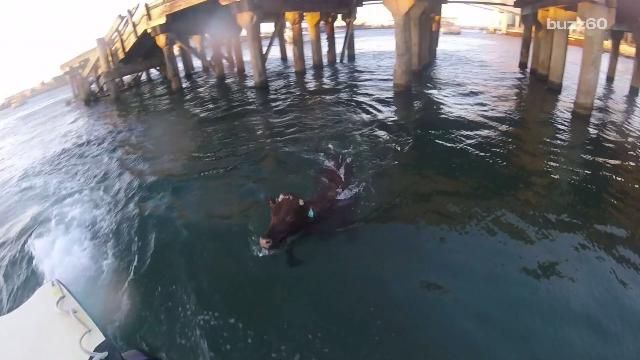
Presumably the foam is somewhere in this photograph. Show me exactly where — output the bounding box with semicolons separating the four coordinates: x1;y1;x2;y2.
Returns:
28;190;110;287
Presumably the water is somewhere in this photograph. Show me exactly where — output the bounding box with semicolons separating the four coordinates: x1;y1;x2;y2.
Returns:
2;29;640;359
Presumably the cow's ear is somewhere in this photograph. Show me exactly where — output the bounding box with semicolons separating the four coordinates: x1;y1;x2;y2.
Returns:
268;198;276;207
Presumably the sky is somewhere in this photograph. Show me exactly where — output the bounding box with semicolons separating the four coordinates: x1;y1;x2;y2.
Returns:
0;2;503;101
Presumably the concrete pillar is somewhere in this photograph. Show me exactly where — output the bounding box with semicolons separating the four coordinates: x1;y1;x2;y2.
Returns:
192;35;210;73
179;38;195;79
342;12;356;62
155;33;182;92
547;28;569;91
286;12;305;74
232;34;245;75
75;75;91;104
574;2;614;115
211;35;225;80
546;8;575;90
519;14;534;70
432;5;442;57
348;21;356;62
306;12;323;68
419;11;433;69
384;0;415;91
530;21;542;75
536;28;553;80
631;28;640;95
225;37;236;68
535;9;554;81
277;17;288;61
96;38;119;98
237;11;267;87
67;73;78;97
500;13;509;34
606;30;624;82
409;2;428;73
324;14;337;65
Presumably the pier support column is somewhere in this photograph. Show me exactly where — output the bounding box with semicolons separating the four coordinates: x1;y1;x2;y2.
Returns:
306;12;324;69
342;12;357;62
431;4;442;58
225;37;236;68
76;75;91;104
210;35;226;80
67;73;78;97
339;11;357;63
630;27;640;95
519;14;534;70
574;2;615;115
277;16;288;62
192;35;210;73
179;37;195;79
384;0;415;91
547;8;575;91
409;2;428;73
231;33;246;75
155;34;182;92
420;11;433;68
547;28;569;90
286;12;305;74
324;14;338;65
606;30;624;82
237;11;267;87
535;8;554;81
96;38;119;99
530;20;542;75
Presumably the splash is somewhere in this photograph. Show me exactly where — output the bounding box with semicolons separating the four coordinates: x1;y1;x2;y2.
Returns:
27;190;112;286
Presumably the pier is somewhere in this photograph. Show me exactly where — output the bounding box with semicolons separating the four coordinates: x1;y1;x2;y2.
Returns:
61;0;639;116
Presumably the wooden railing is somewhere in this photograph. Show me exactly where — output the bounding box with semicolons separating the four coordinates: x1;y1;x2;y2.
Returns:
106;3;148;62
60;0;219;77
103;0;208;64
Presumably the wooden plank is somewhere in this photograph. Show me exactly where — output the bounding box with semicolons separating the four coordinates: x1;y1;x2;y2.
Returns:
127;9;139;38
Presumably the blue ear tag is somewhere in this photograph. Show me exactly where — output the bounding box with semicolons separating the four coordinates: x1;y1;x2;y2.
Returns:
308;208;315;219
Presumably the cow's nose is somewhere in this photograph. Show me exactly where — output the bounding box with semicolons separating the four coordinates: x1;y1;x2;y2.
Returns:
260;237;272;248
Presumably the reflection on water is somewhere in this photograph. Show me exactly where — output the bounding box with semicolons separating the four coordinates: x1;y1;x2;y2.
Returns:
1;30;640;359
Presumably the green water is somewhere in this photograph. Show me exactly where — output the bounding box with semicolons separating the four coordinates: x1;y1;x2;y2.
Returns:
1;30;640;359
